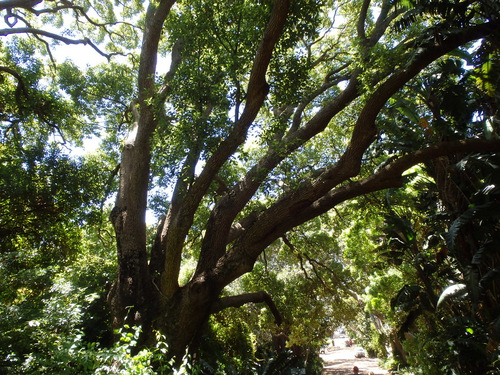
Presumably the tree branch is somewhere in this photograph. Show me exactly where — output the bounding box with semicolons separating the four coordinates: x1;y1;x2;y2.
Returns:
0;65;27;100
0;27;118;60
162;0;291;281
282;235;313;282
368;0;404;47
357;0;370;43
211;291;283;326
0;0;41;10
259;20;500;241
137;0;177;103
266;139;500;247
194;0;291;193
157;38;184;102
289;69;351;134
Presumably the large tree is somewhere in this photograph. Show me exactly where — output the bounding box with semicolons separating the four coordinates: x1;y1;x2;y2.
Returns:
2;0;500;362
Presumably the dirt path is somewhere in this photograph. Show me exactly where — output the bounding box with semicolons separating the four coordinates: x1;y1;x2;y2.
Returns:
321;347;389;375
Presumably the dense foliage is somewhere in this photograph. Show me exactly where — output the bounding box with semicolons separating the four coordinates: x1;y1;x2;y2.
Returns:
1;0;499;374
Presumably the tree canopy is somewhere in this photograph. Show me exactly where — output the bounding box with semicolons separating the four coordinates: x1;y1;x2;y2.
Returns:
1;0;500;373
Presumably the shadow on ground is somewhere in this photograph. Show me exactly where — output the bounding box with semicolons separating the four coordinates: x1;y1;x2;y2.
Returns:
321;347;389;375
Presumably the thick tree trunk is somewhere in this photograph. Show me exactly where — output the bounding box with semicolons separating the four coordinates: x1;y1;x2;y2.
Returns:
107;0;178;347
158;276;217;360
107;133;158;344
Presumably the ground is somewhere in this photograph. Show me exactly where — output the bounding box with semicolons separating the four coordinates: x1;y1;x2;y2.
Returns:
321;343;389;375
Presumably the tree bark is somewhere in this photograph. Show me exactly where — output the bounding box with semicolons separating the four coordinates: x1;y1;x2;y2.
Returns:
211;291;283;326
108;0;177;339
0;0;41;10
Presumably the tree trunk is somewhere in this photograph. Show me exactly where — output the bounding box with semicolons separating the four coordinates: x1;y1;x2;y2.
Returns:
107;134;158;345
157;274;217;360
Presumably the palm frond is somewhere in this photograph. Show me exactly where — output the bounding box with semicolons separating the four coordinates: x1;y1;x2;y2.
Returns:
436;283;467;310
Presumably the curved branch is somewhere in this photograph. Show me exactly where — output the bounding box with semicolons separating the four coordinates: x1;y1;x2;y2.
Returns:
211;291;283;326
265;139;500;247
0;27;118;60
357;0;370;43
289;70;350;133
0;65;27;99
2;0;141;31
194;0;291;192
